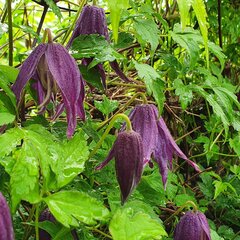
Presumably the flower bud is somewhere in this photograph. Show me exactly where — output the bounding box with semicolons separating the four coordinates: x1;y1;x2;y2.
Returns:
174;211;211;240
96;131;144;204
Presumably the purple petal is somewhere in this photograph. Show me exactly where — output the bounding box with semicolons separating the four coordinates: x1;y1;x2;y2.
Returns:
110;60;130;82
97;63;106;89
67;5;109;48
51;102;65;121
114;131;143;203
197;212;211;240
95;144;116;170
0;192;14;240
45;43;82;138
125;104;158;164
76;77;86;120
12;44;47;102
153;131;170;189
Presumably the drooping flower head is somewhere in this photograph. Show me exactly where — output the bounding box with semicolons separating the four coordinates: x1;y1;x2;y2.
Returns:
96;130;144;204
123;104;200;189
67;5;129;88
0;192;14;240
174;211;211;240
39;208;79;240
12;42;85;138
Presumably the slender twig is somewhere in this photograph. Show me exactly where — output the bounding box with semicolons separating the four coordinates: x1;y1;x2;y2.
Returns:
175;126;201;142
7;0;13;66
91;228;113;239
32;5;48;47
183;167;212;185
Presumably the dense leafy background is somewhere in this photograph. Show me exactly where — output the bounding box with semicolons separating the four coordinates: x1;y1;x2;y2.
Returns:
0;0;239;239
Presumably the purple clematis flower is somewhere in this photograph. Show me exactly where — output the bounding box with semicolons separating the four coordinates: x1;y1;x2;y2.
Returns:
0;192;14;240
12;42;85;138
174;211;211;240
96;130;144;204
67;5;129;88
123;104;200;189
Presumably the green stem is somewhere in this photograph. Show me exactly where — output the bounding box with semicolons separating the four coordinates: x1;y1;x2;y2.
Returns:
97;92;148;130
91;228;112;239
35;204;40;240
164;201;198;224
7;0;13;66
61;0;87;45
89;113;132;159
92;0;97;5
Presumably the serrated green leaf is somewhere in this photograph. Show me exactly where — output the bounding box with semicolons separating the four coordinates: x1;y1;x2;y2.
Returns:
175;194;197;207
0;127;23;158
44;191;110;227
0;112;15;125
11;140;41;211
108;0;129;43
171;24;201;68
177;0;191;30
229;135;240;156
173;79;193;109
109;206;167;240
44;0;62;19
191;0;209;67
94;95;119;116
133;61;165;113
52;131;89;188
71;34;124;65
133;18;160;53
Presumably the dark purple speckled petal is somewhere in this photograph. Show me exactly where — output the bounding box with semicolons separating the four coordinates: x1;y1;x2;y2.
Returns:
45;43;83;138
0;192;14;240
174;211;211;240
12;44;47;101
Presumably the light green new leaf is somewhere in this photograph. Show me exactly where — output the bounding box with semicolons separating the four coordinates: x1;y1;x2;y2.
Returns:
94;95;119;116
191;0;209;67
11;141;41;211
134;61;165;113
0;112;15;126
177;0;191;30
44;191;110;227
0;65;18;108
0;127;23;158
109;207;167;240
108;0;129;43
213;181;237;199
133;18;160;53
52;131;89;188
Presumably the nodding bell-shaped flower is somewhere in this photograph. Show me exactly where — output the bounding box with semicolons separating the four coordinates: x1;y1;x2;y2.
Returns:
174;211;211;240
12;41;85;138
67;5;129;88
123;104;200;189
96;131;144;204
0;192;14;240
39;209;79;240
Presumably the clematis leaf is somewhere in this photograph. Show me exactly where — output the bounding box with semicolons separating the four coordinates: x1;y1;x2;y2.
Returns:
44;191;110;227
